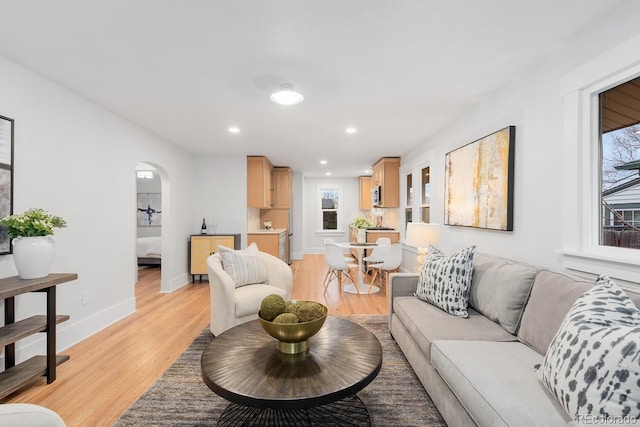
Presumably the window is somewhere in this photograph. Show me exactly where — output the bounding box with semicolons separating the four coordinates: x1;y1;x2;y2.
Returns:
599;77;640;250
421;166;431;223
405;173;413;229
318;185;343;232
561;34;640;281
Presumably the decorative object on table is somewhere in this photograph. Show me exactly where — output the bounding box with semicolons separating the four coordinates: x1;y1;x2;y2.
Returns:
0;208;67;279
444;126;515;231
0;115;14;255
136;192;162;226
258;295;328;354
350;216;373;243
263;220;272;230
200;218;207;234
405;222;440;268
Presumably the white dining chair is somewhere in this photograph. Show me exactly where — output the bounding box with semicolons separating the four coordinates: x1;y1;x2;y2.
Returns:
322;243;358;294
368;243;403;293
324;238;356;263
363;237;391;273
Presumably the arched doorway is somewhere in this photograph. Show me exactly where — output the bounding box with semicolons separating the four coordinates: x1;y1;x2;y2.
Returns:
135;162;170;293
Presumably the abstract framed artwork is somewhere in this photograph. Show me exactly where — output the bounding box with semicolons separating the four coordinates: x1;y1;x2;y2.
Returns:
444;126;515;231
137;193;162;226
0;115;13;254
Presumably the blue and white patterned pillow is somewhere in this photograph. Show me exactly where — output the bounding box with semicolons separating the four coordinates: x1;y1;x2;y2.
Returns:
415;245;476;318
218;242;267;288
538;275;640;420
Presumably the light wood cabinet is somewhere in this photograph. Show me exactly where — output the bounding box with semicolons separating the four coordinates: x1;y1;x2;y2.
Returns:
359;176;372;210
247;230;286;262
271;167;292;209
247;156;273;208
371;157;400;208
366;230;400;244
189;234;240;282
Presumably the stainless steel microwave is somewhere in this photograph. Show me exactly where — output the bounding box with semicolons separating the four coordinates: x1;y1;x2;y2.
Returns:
371;185;382;206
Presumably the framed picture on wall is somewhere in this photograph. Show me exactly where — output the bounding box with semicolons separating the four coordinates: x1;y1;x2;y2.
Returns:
0;115;14;254
444;126;515;231
137;193;162;226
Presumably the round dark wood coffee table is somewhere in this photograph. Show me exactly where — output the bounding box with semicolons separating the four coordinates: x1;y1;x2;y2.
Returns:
201;316;382;426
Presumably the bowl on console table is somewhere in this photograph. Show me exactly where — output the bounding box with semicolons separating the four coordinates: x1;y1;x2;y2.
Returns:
259;300;328;354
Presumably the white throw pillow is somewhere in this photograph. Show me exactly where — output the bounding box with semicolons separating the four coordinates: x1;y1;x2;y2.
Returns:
415;245;476;318
538;275;640;421
218;242;267;288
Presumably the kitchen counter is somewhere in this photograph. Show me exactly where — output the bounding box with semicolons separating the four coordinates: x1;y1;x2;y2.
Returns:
247;229;288;263
247;228;286;235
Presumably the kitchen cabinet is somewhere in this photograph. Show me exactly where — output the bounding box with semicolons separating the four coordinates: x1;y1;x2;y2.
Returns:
271;167;292;209
247;229;287;263
359;176;372;210
0;273;76;399
247;156;273;208
366;230;400;244
371;157;400;208
189;234;240;282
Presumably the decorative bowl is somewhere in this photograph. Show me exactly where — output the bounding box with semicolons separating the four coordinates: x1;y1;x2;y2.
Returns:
258;301;328;354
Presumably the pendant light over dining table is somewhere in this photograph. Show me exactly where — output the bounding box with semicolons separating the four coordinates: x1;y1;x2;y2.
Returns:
270;83;304;106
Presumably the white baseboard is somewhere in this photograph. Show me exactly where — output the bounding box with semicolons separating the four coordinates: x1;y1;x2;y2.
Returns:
0;296;136;370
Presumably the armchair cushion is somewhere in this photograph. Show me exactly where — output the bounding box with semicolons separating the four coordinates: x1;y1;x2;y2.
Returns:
0;403;66;426
218;242;267;288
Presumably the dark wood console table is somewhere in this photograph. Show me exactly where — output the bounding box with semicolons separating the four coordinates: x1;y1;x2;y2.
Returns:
0;273;77;399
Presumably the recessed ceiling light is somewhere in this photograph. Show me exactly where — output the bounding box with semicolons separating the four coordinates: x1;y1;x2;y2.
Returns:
228;126;240;134
345;127;357;134
320;160;328;165
364;169;371;174
270;83;304;106
325;172;332;176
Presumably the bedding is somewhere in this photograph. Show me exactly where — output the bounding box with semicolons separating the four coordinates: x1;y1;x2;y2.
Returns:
137;236;161;260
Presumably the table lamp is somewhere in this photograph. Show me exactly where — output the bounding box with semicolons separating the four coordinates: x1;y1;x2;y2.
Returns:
404;222;440;269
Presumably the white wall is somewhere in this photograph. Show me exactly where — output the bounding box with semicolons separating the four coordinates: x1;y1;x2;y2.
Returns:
400;1;640;284
0;54;197;362
192;155;247;245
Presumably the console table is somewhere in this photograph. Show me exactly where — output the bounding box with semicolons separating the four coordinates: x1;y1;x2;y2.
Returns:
0;273;77;399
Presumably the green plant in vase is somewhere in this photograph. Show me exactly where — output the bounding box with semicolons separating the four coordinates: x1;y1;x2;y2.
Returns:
0;208;67;279
350;217;373;229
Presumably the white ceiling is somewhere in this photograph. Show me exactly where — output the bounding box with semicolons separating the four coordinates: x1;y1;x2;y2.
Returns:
0;0;625;177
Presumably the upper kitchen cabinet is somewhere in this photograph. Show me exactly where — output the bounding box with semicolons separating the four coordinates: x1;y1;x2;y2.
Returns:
359;176;372;210
371;157;400;208
247;156;273;208
271;167;292;209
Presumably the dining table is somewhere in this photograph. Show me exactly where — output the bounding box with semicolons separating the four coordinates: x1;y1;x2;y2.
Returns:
336;242;380;294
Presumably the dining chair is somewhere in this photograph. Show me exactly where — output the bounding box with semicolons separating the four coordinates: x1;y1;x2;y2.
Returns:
322;243;358;294
362;237;391;274
324;238;356;263
367;243;403;293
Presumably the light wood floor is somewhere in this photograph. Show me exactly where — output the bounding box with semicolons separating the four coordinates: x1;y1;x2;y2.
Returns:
3;254;389;427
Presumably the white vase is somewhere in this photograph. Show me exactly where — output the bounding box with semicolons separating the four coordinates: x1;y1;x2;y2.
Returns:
357;229;366;243
12;236;55;279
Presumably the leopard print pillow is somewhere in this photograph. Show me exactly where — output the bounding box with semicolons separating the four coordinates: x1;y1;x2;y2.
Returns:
415;245;475;318
538;275;640;420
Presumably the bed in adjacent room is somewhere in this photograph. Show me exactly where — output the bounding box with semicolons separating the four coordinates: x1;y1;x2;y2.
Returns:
137;236;161;266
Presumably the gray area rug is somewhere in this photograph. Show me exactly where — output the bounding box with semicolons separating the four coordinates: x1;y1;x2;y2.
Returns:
114;315;445;426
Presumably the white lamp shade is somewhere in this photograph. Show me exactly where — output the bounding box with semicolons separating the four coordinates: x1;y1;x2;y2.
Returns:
405;222;439;249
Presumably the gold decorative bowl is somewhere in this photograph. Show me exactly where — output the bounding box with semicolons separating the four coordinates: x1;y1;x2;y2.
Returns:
259;301;328;354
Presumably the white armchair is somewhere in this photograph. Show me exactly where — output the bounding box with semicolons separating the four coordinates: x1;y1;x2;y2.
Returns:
207;250;292;336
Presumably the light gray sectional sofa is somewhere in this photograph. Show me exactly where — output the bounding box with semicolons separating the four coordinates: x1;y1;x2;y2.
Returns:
388;253;640;427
